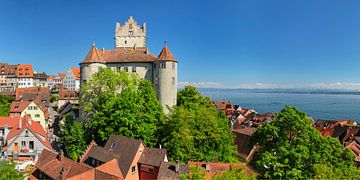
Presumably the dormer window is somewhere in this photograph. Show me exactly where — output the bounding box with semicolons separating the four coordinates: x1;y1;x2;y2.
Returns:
110;142;116;151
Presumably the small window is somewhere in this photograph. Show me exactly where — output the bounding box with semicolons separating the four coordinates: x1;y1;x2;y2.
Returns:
21;141;26;148
110;142;116;150
172;77;175;85
161;62;166;69
34;106;38;110
129;23;133;29
124;66;128;72
172;62;176;69
29;141;34;150
35;114;40;118
132;66;136;73
129;31;133;36
125;40;127;44
132;166;136;174
28;106;33;110
91;158;96;166
116;67;121;72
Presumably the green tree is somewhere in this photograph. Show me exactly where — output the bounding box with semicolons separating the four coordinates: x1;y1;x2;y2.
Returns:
0;161;23;180
0;94;14;116
161;86;237;162
61;113;87;161
250;106;359;179
212;167;256;180
81;68;164;146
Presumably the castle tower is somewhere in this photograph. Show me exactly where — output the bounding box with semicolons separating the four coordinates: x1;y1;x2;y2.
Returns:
154;44;178;113
115;16;146;48
79;43;106;88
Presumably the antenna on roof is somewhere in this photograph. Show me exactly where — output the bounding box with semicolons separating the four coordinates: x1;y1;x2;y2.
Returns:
164;40;167;45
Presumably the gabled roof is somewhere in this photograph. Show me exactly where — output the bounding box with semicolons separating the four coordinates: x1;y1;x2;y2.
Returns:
10;99;50;119
96;159;124;179
0;116;21;128
103;135;144;177
35;149;92;179
188;162;257;178
15;87;50;106
211;100;232;111
70;68;80;80
157;161;189;179
139;147;167;167
157;45;175;61
6;115;51;149
58;73;66;80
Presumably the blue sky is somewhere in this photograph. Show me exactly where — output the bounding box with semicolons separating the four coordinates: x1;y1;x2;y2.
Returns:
1;0;360;89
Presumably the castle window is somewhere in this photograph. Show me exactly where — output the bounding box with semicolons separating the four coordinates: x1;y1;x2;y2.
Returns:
129;31;133;36
161;62;166;69
132;66;136;73
172;62;175;69
172;77;175;85
125;40;127;44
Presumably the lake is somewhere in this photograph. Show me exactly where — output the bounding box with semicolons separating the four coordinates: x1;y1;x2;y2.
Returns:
199;89;360;121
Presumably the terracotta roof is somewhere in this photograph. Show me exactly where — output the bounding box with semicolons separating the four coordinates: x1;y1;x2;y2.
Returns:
82;44;106;64
15;87;50;106
211;100;232;111
58;73;65;80
81;45;157;64
0;116;21;128
70;68;80;80
157;45;175;61
16;64;33;78
157;161;189;179
33;72;48;79
139;147;167;167
10;100;50;119
347;140;360;156
35;149;92;179
58;86;78;100
95;159;124;178
6;115;51;149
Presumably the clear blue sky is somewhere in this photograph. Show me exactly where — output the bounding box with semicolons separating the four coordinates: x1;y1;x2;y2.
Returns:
1;0;360;88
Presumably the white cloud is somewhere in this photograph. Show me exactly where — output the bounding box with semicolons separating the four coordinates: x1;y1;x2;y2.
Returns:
178;81;225;88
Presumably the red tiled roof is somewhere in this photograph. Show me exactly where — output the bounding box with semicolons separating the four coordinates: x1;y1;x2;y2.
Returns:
158;45;175;61
188;162;257;179
58;73;65;80
0;116;21;128
10;99;50;119
211;100;232;111
58;86;78;100
6;115;51;149
232;127;256;136
95;159;124;179
81;45;157;64
70;68;80;80
16;64;33;78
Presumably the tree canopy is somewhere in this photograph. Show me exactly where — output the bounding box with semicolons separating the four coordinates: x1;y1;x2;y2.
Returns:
250;106;359;179
81;68;164;146
161;86;237;162
60;113;87;161
0;94;14;116
0;161;23;180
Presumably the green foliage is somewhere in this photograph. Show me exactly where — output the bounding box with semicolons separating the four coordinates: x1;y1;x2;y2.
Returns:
180;166;206;180
81;68;164;146
50;94;58;102
313;163;360;179
0;161;23;180
250;106;360;179
61;114;87;161
161;86;237;162
0;94;14;116
212;167;256;180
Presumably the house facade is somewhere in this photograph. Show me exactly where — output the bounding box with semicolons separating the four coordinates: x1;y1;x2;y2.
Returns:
80;16;178;113
63;68;80;91
3;115;51;162
17;64;34;88
33;72;48;87
10;100;50;130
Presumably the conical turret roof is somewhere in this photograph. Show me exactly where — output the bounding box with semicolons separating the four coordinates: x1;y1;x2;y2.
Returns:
157;45;175;61
82;43;106;64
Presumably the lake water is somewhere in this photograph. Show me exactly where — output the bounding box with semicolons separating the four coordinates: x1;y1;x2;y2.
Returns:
199;89;360;121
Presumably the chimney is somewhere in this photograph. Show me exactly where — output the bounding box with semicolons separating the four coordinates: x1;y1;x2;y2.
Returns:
205;162;210;172
175;160;180;173
58;149;64;161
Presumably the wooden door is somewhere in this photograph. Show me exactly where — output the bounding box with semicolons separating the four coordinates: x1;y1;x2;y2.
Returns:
14;143;18;153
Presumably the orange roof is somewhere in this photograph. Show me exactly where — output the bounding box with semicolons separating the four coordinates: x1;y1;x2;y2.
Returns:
0;116;21;128
58;73;65;79
6;115;51;149
81;45;157;64
16;64;33;78
70;68;80;80
10;100;50;118
96;159;124;179
158;45;175;61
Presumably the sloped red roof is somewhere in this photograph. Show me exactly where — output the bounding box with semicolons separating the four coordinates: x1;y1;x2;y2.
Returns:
17;64;33;78
0;116;21;128
95;159;124;179
70;68;80;80
158;45;175;61
10;99;50;119
81;45;157;64
188;162;257;178
6;115;51;149
58;73;65;79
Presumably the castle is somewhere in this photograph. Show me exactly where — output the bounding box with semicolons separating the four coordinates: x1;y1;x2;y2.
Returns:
80;16;178;113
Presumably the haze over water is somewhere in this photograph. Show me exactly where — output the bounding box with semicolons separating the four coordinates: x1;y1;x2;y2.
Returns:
199;89;360;121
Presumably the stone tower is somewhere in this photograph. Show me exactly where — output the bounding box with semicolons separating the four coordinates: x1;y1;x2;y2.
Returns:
79;43;106;87
154;44;178;113
115;16;146;48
